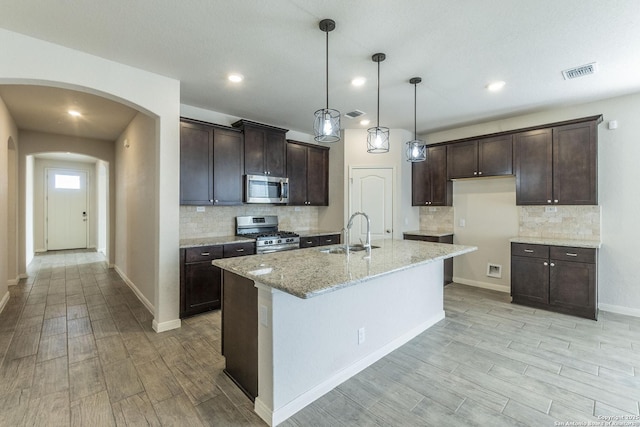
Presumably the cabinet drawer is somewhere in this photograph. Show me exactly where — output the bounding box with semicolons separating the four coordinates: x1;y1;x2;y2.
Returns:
317;234;340;246
511;243;549;259
184;245;223;263
223;242;256;258
299;236;319;248
550;246;596;264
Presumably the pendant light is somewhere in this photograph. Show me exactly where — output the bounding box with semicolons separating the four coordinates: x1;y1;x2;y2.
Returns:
367;53;390;153
313;19;340;143
405;77;427;162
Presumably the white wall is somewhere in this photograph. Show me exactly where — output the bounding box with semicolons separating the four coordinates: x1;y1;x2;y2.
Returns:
114;112;158;312
1;28;181;330
97;161;108;258
0;94;18;311
7;137;18;285
424;91;640;316
452;177;518;291
343;128;419;238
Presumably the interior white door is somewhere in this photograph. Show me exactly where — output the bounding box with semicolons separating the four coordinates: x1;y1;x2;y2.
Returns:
46;168;88;250
349;167;393;244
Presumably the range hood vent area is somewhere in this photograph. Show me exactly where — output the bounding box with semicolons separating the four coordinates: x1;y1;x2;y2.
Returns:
562;62;598;80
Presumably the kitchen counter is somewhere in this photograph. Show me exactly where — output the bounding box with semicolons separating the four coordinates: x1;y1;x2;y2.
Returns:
403;230;454;238
510;236;601;249
179;235;254;248
296;229;342;238
213;239;475;299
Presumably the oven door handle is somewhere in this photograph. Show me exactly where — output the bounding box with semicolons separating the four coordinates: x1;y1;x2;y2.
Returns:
279;180;284;202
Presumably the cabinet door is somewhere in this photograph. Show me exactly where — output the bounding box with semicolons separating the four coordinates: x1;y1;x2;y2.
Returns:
183;262;222;316
306;146;329;206
478;135;513;177
180;122;213;205
265;130;286;177
317;234;340;246
212;128;244;205
244;127;266;175
553;122;597;205
429;145;452;206
286;143;308;205
447;140;478;179
511;255;549;304
549;259;596;318
411;158;431;206
515;128;553;205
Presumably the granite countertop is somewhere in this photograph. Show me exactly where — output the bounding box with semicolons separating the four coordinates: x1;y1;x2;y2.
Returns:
296;229;343;237
180;235;255;248
510;236;601;249
213;239;476;299
404;230;454;238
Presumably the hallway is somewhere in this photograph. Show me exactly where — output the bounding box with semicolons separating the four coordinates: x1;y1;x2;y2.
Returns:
0;250;260;426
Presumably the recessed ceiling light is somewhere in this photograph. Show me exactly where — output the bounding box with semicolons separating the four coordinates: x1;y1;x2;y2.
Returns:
360;119;370;126
487;81;506;92
228;73;244;83
68;110;82;117
351;77;366;87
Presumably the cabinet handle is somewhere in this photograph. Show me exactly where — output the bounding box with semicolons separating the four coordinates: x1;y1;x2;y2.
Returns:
478;171;483;175
566;253;578;257
550;263;555;267
325;239;333;242
201;252;210;256
547;200;552;203
544;262;548;266
306;240;313;244
473;171;478;175
554;199;559;204
524;249;534;253
236;248;245;252
214;199;219;203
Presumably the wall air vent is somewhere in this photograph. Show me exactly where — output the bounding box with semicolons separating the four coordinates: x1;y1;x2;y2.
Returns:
344;110;365;119
562;62;598;80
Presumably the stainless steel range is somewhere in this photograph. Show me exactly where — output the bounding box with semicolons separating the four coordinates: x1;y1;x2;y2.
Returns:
236;215;300;254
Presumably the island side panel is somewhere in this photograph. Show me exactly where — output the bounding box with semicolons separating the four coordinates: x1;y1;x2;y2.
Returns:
222;270;258;401
255;260;444;426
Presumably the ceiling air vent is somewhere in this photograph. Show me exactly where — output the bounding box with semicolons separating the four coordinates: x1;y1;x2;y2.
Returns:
344;109;365;119
562;62;598;80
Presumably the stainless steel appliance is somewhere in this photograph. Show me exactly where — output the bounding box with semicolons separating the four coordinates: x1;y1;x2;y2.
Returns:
236;215;300;253
245;175;289;204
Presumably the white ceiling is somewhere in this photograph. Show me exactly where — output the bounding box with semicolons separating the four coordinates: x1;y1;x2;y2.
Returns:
1;0;640;139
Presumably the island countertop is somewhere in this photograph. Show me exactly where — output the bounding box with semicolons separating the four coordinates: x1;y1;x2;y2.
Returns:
213;239;476;299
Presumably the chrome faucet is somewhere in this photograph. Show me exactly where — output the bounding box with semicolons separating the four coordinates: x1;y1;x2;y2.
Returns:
346;211;371;254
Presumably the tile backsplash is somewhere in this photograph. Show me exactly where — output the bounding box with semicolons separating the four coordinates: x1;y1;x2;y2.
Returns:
180;205;319;239
518;206;601;240
419;206;454;232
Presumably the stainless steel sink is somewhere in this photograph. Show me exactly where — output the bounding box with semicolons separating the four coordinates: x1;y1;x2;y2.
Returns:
319;245;380;254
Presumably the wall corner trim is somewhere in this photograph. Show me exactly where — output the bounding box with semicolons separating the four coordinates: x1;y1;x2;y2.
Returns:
152;318;181;333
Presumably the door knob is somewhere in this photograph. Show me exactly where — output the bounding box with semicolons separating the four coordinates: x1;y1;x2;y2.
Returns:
386;229;391;233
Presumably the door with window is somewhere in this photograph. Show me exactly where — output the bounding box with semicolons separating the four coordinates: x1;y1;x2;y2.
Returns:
47;169;88;250
349;167;394;244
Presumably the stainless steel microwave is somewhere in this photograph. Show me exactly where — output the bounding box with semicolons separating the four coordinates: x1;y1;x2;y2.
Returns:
245;174;289;204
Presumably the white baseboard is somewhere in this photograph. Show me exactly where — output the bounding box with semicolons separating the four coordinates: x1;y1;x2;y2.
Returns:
113;265;155;315
599;303;640;319
8;275;20;286
453;276;510;293
257;311;445;427
0;291;10;314
35;248;46;253
152;318;182;333
19;273;28;280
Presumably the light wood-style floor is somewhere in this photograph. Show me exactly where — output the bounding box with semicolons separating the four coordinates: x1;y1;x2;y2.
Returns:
1;250;639;426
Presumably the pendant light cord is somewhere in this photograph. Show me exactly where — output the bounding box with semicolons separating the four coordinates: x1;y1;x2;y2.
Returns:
414;82;417;140
325;30;329;110
376;59;380;129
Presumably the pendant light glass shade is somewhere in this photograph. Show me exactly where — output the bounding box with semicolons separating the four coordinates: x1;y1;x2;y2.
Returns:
367;53;389;153
314;19;340;143
405;77;427;162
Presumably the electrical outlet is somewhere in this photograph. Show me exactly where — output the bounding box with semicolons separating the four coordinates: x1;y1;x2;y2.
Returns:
459;219;466;227
358;327;365;345
259;305;268;327
545;206;557;213
196;206;205;213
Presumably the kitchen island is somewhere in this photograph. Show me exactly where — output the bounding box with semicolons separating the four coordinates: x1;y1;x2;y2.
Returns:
213;239;476;426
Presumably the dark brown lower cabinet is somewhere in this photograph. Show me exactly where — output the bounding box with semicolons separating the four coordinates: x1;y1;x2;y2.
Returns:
511;243;597;320
221;270;258;401
403;233;454;286
180;242;255;318
299;233;341;248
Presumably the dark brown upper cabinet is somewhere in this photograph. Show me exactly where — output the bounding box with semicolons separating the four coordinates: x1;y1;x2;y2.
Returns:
447;135;513;179
515;120;598;205
412;145;452;206
180;119;244;206
233;120;288;177
286;140;330;206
